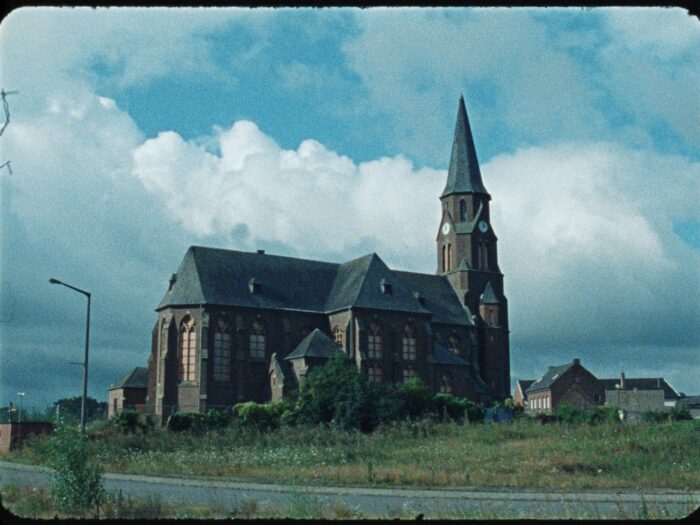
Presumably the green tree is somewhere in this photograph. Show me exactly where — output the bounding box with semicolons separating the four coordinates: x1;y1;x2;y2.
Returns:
53;396;107;423
47;421;105;517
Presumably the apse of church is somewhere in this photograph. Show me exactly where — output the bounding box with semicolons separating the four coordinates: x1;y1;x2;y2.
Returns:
141;97;511;422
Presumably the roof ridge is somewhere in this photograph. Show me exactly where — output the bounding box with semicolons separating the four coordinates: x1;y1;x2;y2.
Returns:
190;245;342;268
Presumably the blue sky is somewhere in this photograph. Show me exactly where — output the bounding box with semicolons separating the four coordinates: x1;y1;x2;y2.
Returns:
0;7;698;410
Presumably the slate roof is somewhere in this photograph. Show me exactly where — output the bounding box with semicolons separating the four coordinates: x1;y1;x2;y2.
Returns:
526;362;576;393
441;96;488;197
599;378;680;400
480;281;500;305
430;341;470;366
285;329;343;360
677;395;700;408
517;379;535;392
157;246;472;327
109;367;148;390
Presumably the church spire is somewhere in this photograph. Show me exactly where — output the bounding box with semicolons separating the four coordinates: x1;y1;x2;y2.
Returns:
441;95;488;197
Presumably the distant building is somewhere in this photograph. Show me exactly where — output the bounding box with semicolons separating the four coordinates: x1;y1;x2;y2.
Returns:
524;359;604;414
676;395;700;419
107;367;148;419
513;379;534;408
599;376;680;408
604;372;665;422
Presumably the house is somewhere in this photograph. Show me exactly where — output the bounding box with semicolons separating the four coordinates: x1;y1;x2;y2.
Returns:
125;97;512;424
513;379;534;408
107;367;148;419
676;395;700;419
524;359;604;414
599;375;680;408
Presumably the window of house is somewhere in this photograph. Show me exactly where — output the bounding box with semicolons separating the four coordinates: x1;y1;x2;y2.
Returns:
402;365;417;382
213;320;232;382
448;334;460;354
402;324;417;360
179;316;196;382
250;321;266;359
460;199;467;222
440;373;454;393
368;321;382;359
333;326;344;349
368;365;382;384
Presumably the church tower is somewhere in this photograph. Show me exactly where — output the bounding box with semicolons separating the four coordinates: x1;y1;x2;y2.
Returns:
436;96;510;400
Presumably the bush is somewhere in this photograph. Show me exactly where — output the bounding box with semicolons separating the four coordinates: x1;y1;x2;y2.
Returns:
46;421;105;517
111;409;140;434
554;404;588;424
432;393;485;423
166;412;208;433
587;405;620;425
642;410;668;423
669;406;692;421
204;409;231;431
233;402;278;431
296;352;376;431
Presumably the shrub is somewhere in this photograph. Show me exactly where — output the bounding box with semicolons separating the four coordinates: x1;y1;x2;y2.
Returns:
204;409;231;430
554;404;587;424
296;352;376;431
669;406;692;421
233;402;278;431
392;378;434;421
432;394;485;423
46;421;105;517
587;405;620;425
111;409;140;434
166;412;208;433
642;410;668;423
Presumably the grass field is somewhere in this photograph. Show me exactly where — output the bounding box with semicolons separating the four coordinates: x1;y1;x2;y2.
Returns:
7;417;700;491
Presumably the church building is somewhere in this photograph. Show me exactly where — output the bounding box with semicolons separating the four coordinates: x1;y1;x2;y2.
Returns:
141;97;510;422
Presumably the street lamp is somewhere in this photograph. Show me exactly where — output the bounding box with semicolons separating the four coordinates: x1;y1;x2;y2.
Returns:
49;277;91;433
17;392;24;424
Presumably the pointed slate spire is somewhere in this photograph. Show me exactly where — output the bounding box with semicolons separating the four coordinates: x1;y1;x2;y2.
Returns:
441;95;488;197
479;281;500;305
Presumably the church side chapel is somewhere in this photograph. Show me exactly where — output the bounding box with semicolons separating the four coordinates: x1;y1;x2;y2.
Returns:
137;97;510;423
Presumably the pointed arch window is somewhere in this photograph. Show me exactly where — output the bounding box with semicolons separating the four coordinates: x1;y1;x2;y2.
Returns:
368;364;382;384
250;321;266;359
448;333;460;355
158;319;168;385
367;321;382;359
440;373;454;393
333;326;344;349
402;323;417;361
460;200;467;222
441;245;447;272
479;242;489;270
179;316;196;382
213;319;232;381
447;243;452;271
402;365;417;383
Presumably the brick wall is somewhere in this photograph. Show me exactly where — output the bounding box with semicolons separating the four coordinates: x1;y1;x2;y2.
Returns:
0;422;53;453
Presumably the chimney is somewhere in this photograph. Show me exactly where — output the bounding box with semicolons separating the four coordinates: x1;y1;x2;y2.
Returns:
257;249;265;254
573;358;580;365
620;369;625;390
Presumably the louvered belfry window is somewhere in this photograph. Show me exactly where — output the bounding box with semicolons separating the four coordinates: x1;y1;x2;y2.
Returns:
179;316;196;382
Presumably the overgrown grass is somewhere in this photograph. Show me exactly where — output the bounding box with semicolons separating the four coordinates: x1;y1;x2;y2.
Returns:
1;484;695;520
6;418;700;490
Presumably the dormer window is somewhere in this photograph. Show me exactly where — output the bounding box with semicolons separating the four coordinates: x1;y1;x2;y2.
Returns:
249;278;262;294
168;273;177;291
380;278;392;295
414;291;425;305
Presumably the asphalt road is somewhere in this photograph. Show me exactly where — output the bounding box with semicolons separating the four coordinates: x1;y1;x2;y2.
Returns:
1;460;698;518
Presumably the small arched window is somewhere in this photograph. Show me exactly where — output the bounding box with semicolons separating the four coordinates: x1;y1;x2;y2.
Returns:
250;321;266;359
367;321;382;359
213;319;232;382
447;244;452;271
448;334;459;355
460;200;467;222
179;316;196;382
441;245;447;272
440;373;454;394
402;324;417;361
158;319;168;385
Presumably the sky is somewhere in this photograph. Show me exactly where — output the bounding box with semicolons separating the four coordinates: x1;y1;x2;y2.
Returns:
0;6;698;410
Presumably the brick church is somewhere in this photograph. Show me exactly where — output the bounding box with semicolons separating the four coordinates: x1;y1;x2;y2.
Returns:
141;97;510;422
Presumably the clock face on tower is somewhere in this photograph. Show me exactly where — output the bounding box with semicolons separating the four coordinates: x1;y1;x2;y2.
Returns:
441;223;451;235
478;220;489;233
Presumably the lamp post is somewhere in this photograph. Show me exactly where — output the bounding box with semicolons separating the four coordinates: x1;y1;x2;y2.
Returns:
16;392;24;447
49;278;91;433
